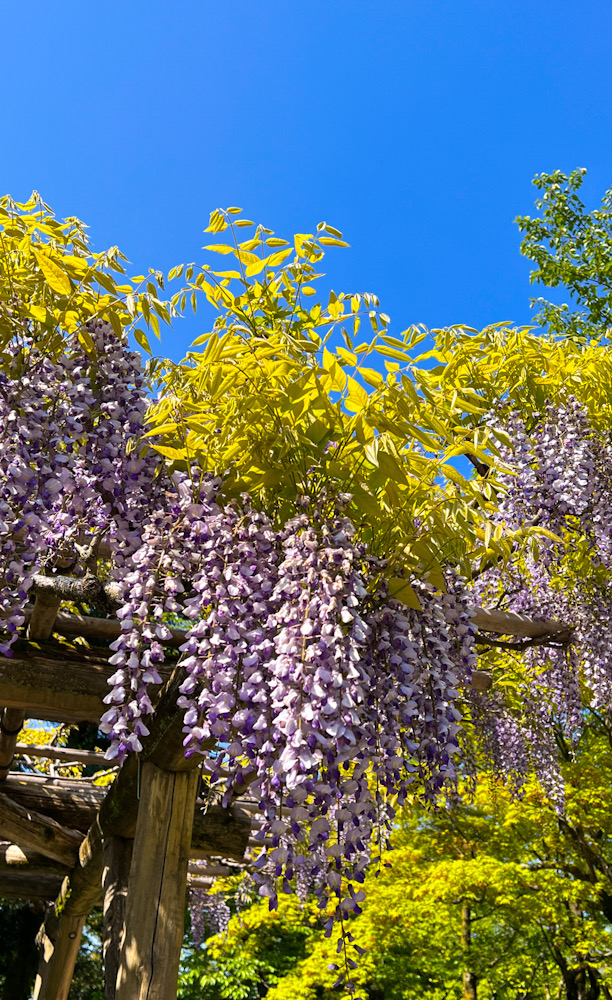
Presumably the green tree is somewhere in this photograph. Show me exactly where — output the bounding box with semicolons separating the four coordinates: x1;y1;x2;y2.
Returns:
516;168;612;339
186;721;612;1000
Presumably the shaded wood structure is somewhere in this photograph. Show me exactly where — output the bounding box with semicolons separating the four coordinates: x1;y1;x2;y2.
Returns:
0;581;573;998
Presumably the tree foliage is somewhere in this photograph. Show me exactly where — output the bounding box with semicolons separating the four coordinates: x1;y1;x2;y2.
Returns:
517;168;612;339
188;723;612;999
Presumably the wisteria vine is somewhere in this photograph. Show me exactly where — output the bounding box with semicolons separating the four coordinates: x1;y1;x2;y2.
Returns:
7;321;611;993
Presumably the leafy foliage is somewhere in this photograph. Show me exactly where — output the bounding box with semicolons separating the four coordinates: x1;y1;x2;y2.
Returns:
0;191;173;362
147;209;521;589
188;729;612;999
516;168;612;339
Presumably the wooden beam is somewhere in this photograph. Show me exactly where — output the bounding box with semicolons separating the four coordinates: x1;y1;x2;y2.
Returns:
3;773;252;857
31;573;121;609
102;837;133;1000
1;843;71;874
3;774;104;832
471;606;572;641
116;763;199;1000
0;607;567;734
27;608;184;647
0;648;143;724
0;872;65;900
0;593;62;779
29;603;575;652
0;844;69;899
0;790;82;866
15;743;112;767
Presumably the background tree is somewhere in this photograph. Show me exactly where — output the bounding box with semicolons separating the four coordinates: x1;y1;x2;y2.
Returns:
516;168;612;339
187;725;612;1000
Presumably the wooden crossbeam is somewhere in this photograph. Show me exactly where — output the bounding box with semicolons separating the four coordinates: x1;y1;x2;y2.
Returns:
0;790;82;866
28;603;574;652
3;774;104;832
0;871;65;900
3;772;252;859
0;593;61;779
0;843;69;899
0;607;569;735
0;644;173;725
15;744;112;767
0;649;117;724
471;607;572;641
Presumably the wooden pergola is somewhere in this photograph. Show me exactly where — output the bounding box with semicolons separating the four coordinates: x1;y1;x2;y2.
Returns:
0;581;571;999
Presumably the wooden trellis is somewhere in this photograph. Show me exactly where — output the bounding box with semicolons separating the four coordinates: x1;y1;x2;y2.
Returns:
0;582;572;999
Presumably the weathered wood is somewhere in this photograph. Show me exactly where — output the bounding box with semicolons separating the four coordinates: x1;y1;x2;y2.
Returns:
35;603;576;653
0;844;69;898
116;763;199;1000
0;707;27;778
471;606;572;641
0;789;82;866
0;593;62;779
27;592;63;642
2;842;71;874
470;669;493;691
26;607;184;647
191;803;251;861
103;836;133;1000
0;872;65;900
3;773;105;831
0;648;140;724
3;772;252;857
32;572;121;609
33;910;86;1000
15;743;111;767
33;661;244;992
188;861;234;876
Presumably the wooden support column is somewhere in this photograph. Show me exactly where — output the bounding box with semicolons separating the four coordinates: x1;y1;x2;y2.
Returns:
34;909;86;1000
33;821;104;1000
102;836;133;1000
115;763;199;1000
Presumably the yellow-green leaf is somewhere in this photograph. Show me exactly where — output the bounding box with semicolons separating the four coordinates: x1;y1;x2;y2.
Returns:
134;329;152;355
388;579;422;610
203;245;235;255
32;250;72;295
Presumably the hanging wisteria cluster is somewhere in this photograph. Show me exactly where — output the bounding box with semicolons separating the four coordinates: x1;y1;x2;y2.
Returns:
102;471;479;958
0;320;161;655
468;396;612;798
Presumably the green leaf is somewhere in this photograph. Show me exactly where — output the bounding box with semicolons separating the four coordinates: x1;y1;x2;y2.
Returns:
388;579;422;610
32;250;72;295
203;245;235;255
134;328;152;355
318;237;350;247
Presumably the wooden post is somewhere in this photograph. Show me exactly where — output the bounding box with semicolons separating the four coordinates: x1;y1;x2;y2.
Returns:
33;822;104;1000
33;908;86;1000
103;836;133;1000
115;763;199;1000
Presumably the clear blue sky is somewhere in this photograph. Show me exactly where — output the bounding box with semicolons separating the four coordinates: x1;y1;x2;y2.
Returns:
3;0;611;359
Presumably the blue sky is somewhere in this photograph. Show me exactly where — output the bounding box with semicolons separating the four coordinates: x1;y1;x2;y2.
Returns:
3;0;611;359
